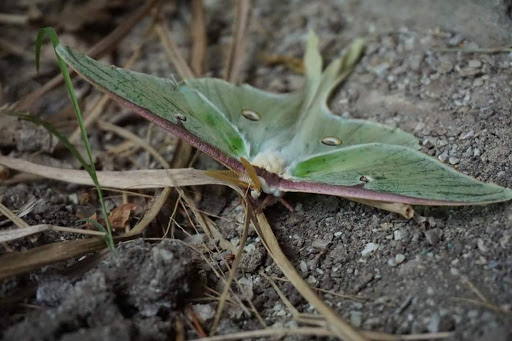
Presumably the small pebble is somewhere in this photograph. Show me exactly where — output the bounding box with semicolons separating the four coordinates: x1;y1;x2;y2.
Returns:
425;228;441;245
350;311;363;327
414;121;426;131
361;243;379;257
449;157;459;165
373;62;390;77
192;304;216;322
473;78;484;87
428;313;441;333
459;130;474;140
458;67;480;77
438;151;449;162
395;254;406;264
477;239;489;253
468;59;482;68
312;239;330;249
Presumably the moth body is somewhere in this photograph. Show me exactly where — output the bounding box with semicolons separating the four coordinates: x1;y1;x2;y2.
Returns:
252;151;290;179
258;176;282;197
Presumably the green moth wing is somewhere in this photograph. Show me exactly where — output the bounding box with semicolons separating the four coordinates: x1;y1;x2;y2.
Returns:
55;32;418;163
186;33;420;167
55;44;248;167
53;31;512;206
284;143;512;204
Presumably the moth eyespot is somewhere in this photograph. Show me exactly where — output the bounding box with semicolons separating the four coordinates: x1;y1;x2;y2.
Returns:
176;115;187;122
321;136;342;146
241;109;261;121
359;175;373;183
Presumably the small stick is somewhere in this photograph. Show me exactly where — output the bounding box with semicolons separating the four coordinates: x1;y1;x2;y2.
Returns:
349;198;414;219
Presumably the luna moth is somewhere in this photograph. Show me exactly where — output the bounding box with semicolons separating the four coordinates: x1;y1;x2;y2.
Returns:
52;31;511;206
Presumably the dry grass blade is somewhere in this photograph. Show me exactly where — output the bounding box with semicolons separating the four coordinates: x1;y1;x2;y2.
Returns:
17;0;159;110
0;225;47;243
451;297;512;315
0;37;27;57
0;12;28;25
98;120;169;167
0;237;108;280
0;173;42;185
252;210;367;341
460;275;490;304
155;19;195;79
210;200;250;335
0;154;228;189
187;304;208;337
175;316;186;341
0;224;105;243
125;188;171;236
191;327;332;340
190;0;207;76
260;271;301;318
191;328;453;341
0;202;29;228
224;0;251;83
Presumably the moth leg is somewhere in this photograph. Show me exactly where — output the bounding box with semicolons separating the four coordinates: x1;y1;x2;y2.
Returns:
278;197;294;212
254;194;294;213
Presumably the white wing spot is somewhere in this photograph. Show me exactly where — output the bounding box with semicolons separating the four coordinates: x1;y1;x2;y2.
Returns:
321;136;342;146
241;109;261;121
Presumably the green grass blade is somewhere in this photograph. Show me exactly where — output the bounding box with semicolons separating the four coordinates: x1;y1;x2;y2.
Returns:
76;218;108;233
36;27;114;249
7;112;91;173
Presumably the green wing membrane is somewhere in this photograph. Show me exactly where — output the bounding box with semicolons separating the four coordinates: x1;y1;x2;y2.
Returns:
55;32;512;205
55;34;419;165
184;79;303;158
55;45;248;160
283;33;420;160
290;143;512;203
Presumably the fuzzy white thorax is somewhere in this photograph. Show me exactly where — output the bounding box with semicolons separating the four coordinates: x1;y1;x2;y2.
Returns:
252;151;289;177
251;151;290;196
258;176;282;197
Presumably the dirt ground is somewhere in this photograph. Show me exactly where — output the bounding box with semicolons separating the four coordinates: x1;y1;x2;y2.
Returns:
1;1;511;340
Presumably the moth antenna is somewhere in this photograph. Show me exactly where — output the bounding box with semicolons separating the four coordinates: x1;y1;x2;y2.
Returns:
240;157;262;193
205;169;251;189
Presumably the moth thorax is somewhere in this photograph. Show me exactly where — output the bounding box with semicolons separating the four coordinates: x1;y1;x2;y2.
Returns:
252;151;288;177
259;176;282;197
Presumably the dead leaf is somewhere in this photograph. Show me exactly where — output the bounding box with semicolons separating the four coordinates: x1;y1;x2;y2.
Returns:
108;203;137;229
82;213;99;230
0;165;9;180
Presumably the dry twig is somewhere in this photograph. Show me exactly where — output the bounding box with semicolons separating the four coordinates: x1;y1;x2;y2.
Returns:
224;0;252;83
